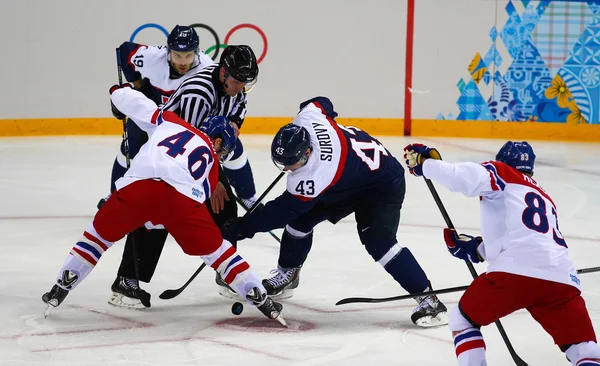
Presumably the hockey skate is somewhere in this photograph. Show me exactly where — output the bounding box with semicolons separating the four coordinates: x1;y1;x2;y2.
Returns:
262;266;301;299
216;272;242;300
246;286;287;327
108;276;151;309
42;284;69;318
411;293;448;327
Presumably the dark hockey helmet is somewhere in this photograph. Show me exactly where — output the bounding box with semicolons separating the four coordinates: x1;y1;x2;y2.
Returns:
271;123;312;170
167;25;199;52
219;45;259;83
495;141;536;174
200;116;237;162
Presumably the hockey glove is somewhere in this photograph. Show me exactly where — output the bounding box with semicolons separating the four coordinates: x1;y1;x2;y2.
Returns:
109;84;133;120
403;143;442;177
443;228;484;263
236;216;255;241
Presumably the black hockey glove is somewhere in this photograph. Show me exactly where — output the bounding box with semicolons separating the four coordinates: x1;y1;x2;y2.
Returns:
110;101;126;120
109;84;132;120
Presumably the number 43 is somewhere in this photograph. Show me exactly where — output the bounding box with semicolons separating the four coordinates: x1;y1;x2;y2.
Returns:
295;180;315;195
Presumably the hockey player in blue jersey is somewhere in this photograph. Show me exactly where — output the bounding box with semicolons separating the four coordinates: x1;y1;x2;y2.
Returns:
236;96;448;327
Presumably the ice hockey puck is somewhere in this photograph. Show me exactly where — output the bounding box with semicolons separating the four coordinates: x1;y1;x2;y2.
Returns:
232;302;244;316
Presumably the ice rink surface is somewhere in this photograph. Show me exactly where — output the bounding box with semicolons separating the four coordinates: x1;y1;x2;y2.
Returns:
1;135;599;366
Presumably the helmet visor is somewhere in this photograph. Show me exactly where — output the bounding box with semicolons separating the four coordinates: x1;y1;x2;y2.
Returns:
217;145;233;163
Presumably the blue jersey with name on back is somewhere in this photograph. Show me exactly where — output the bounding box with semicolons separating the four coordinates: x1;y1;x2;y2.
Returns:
287;100;403;204
238;97;404;236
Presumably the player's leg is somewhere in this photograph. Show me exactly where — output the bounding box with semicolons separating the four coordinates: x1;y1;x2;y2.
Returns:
109;228;167;309
104;121;167;308
453;272;549;365
524;280;600;365
160;185;284;322
222;139;258;208
261;206;334;299
355;183;447;326
43;181;154;309
205;170;240;298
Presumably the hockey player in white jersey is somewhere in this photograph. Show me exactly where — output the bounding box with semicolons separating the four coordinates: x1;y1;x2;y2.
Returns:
236;97;448;327
404;141;600;365
42;84;285;325
111;25;215;190
103;25;217;308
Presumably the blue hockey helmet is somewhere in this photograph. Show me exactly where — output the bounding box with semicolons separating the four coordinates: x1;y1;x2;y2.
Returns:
271;123;312;170
495;141;536;174
167;25;199;52
219;45;259;83
200;116;236;162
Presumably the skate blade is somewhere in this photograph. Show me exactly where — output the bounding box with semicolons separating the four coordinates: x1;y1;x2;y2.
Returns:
108;292;147;310
218;286;243;300
269;289;294;300
43;305;52;319
275;314;288;327
415;312;449;328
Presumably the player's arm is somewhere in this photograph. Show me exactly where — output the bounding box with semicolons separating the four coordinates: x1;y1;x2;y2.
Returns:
423;160;499;198
237;191;318;240
404;143;499;198
118;42;147;87
109;85;159;134
238;170;326;239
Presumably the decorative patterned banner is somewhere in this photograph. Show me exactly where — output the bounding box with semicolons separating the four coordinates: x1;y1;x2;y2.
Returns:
443;0;598;124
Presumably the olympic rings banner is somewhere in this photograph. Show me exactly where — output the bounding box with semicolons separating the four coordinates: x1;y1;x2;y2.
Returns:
129;23;268;64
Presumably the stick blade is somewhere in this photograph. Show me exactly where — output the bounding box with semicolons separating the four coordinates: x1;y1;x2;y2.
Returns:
159;289;180;300
336;297;374;305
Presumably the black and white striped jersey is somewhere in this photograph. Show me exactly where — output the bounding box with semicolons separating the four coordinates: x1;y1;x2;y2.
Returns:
160;64;247;129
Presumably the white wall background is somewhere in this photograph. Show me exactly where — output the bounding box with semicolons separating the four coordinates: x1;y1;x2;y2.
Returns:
0;0;513;120
412;0;509;119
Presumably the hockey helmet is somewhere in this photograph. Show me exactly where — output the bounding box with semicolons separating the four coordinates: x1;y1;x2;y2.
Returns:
495;141;536;174
219;45;259;84
271;123;312;170
200;116;236;162
167;25;199;52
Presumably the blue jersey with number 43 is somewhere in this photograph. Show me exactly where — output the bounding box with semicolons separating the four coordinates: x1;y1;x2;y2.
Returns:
241;97;404;234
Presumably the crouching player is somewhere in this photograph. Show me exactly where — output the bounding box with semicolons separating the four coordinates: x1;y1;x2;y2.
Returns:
42;84;285;325
404;141;600;365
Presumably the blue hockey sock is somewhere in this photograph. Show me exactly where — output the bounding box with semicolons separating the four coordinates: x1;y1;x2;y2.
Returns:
379;245;429;294
278;228;313;269
224;160;256;200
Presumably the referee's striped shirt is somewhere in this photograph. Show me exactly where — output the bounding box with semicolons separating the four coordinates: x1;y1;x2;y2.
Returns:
161;64;247;129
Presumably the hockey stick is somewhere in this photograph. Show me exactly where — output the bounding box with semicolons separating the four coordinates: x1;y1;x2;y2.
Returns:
336;266;600;305
159;172;286;300
233;194;281;244
114;48;141;284
424;178;528;366
115;48;131;168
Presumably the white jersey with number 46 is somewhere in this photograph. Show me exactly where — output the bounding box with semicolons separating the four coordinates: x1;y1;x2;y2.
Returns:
110;87;219;205
423;159;580;290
